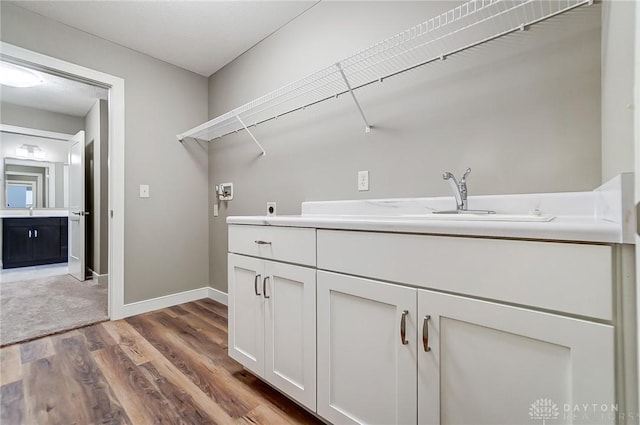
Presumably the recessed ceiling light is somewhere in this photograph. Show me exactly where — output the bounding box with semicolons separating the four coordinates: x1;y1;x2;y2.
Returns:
0;62;44;88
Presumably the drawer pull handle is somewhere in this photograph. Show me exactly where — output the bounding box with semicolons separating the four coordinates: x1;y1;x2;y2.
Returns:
400;310;409;345
422;315;431;352
263;276;270;299
254;274;262;296
254;240;272;245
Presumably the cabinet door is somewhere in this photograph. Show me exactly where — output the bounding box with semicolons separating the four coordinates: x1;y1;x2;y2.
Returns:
3;224;32;265
317;271;417;425
32;223;62;261
417;290;615;425
228;254;265;377
263;260;316;411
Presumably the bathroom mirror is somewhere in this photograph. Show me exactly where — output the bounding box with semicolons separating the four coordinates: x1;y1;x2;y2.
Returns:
3;157;68;208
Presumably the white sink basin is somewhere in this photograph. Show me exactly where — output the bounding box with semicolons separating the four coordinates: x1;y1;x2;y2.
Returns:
397;213;555;222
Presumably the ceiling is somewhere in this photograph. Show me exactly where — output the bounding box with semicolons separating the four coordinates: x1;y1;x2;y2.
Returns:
11;1;319;77
0;63;109;117
2;1;318;117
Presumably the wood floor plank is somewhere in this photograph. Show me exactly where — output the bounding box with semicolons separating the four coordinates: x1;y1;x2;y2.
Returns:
151;310;238;371
141;355;236;424
232;368;322;425
127;313;257;418
195;298;228;318
91;344;178;425
4;300;321;425
53;335;131;425
79;323;117;351
20;338;54;364
0;345;22;385
154;310;227;351
139;362;217;425
101;320;160;365
23;356;77;424
242;404;304;425
179;301;228;333
0;380;24;425
168;305;191;316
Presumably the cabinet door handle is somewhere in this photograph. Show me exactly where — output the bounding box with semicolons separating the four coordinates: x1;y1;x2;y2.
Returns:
28;230;32;238
422;315;431;352
254;274;262;296
263;276;270;299
400;310;409;345
254;240;272;245
34;230;38;238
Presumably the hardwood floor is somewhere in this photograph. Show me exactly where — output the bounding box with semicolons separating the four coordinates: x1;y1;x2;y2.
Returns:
0;299;324;425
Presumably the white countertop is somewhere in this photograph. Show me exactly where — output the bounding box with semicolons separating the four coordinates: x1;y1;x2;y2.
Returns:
227;214;621;243
0;209;69;218
227;174;635;244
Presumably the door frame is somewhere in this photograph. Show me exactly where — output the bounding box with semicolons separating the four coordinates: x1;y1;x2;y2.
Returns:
0;42;126;319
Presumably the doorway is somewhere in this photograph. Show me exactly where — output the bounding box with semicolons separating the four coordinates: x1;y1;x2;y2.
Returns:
0;42;125;340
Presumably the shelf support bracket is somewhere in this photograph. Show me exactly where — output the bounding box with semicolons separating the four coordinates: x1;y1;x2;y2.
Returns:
235;115;266;156
336;63;371;133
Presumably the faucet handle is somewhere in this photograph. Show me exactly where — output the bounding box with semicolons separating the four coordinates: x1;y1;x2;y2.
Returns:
461;168;471;182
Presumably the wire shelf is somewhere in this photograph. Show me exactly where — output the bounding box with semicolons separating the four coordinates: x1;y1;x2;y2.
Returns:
177;0;592;148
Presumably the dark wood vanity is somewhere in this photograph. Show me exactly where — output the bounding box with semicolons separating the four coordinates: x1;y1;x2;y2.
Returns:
2;217;68;269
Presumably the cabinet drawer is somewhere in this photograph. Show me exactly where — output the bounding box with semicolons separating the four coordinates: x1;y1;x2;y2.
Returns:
229;225;316;266
317;230;612;320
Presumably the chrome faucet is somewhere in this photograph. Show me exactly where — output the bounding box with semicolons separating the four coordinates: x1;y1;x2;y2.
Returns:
442;168;471;211
28;206;34;216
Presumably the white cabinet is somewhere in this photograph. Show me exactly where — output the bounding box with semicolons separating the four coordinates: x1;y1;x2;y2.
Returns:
316;271;615;425
317;271;417;425
228;252;316;410
229;224;620;425
418;290;615;425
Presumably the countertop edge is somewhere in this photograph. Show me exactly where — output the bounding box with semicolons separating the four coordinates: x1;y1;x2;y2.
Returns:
226;215;624;244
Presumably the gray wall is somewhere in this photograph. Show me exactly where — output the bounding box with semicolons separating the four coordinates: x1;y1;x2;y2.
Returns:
84;99;109;276
1;3;210;303
208;1;603;292
0;103;85;134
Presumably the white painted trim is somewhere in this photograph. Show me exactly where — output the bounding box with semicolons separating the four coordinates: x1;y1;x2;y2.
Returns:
634;0;640;410
1;42;126;321
0;124;73;141
120;287;211;318
207;287;228;306
92;271;109;285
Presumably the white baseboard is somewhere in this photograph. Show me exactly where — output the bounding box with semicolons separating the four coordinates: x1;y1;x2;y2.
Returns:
207;287;228;306
120;287;210;318
118;286;228;318
92;271;108;285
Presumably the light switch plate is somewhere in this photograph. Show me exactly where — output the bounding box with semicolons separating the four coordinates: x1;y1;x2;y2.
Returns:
139;184;150;198
213;204;219;217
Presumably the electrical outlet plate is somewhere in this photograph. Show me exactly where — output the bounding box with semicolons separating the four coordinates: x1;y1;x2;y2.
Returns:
358;170;369;191
217;182;233;201
267;202;277;216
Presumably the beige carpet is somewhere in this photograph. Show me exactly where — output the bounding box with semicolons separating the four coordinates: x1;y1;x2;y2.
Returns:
0;274;108;346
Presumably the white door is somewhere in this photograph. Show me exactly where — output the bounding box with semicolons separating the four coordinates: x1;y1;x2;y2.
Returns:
417;289;615;425
68;130;86;281
263;260;316;411
317;271;417;425
227;253;265;377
